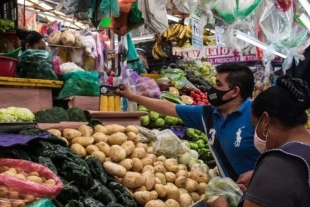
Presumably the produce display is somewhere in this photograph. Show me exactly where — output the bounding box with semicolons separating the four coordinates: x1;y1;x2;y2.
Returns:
35;107;87;123
0;18;15;33
189;89;210;105
0;107;35;123
48;30;84;48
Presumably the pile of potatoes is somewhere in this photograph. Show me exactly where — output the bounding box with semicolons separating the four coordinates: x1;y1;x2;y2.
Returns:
0;167;57;207
48;124;209;207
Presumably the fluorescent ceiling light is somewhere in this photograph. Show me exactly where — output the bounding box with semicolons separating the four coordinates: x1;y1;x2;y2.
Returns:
17;0;33;6
299;13;310;31
167;14;181;22
234;30;287;59
299;0;310;16
132;35;154;41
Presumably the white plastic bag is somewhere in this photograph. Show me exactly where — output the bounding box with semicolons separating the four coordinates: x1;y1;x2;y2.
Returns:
60;62;84;74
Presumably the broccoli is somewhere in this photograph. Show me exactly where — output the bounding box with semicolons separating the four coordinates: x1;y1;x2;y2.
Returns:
67;107;87;122
35;107;69;123
35;111;56;123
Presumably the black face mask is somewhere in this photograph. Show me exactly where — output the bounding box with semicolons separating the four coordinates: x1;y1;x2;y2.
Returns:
207;86;235;107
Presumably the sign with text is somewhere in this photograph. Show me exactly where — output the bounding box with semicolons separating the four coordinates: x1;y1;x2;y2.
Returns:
173;45;258;65
191;15;203;51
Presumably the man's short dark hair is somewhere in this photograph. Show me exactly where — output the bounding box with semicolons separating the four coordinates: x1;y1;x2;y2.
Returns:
216;63;254;100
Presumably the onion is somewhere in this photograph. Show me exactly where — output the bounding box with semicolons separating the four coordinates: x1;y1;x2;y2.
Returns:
189;150;199;159
189;158;199;168
177;152;191;165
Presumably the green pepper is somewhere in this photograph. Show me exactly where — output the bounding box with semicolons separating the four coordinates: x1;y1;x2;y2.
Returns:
183;140;191;148
85;157;107;184
199;148;209;155
196;140;205;149
36;156;58;174
56;185;80;203
193;128;204;136
189;142;198;149
109;182;137;207
199;134;208;143
87;180;116;205
107;201;125;207
185;128;195;138
65;200;85;207
83;197;105;207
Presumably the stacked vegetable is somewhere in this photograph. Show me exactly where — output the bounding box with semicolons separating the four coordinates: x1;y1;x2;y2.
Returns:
0;107;35;122
35;107;87;123
48;124;212;207
138;106;184;129
0;18;15;33
189;89;210;105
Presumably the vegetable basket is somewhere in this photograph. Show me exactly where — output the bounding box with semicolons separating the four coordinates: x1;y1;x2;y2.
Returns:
0;47;21;58
0;56;19;77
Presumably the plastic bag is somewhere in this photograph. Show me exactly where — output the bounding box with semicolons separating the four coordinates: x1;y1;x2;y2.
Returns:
173;0;198;14
136;77;161;98
60;62;84;74
70;49;84;66
127;0;144;32
18;49;58;80
28;198;55;207
99;0;120;17
259;0;294;43
51;56;62;77
213;0;262;24
126;33;146;74
206;177;243;207
160;69;186;81
0;159;62;206
58;71;100;99
60;0;91;15
111;0;135;36
153;129;190;158
82;29;97;58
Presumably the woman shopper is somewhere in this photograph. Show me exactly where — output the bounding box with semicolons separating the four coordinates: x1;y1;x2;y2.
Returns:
16;28;46;51
207;75;310;207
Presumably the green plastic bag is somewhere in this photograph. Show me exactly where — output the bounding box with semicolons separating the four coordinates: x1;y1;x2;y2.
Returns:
58;71;100;99
27;198;55;207
99;0;119;17
126;33;146;74
18;49;58;80
127;0;144;32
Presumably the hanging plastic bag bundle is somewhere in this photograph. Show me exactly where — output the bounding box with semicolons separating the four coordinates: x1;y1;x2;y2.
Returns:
99;0;120;17
126;33;146;74
18;49;58;80
173;0;198;14
111;0;135;36
58;71;100;99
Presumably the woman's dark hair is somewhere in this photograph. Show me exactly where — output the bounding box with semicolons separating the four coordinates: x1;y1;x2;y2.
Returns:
216;63;254;100
16;29;43;51
252;75;310;128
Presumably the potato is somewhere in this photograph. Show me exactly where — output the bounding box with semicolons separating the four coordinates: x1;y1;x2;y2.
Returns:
135;186;146;192
94;125;108;134
121;141;135;157
45;179;56;185
15;173;26;180
0;166;9;173
190;192;200;202
72;137;95;147
11;200;25;207
134;191;156;206
132;158;143;172
141;157;153;167
154;163;166;174
145;200;165;207
78;125;94;137
27;176;43;183
86;145;100;154
166;184;180;201
136;143;148;152
155;173;166;185
103;162;127;177
0;199;11;207
147;147;154;154
179;188;188;195
3;171;16;177
60;137;69;146
164;159;179;172
155;177;162;184
150;191;158;200
71;143;86;157
180;194;193;207
28;171;39;177
130;148;146;159
8;168;17;174
63;129;82;140
110;145;126;162
92;132;108;143
9;191;19;199
127;132;139;144
142;165;155;174
126;125;139;134
122;172;145;188
143;170;156;191
96;142;110;156
91;151;106;163
190;171;209;184
155;184;166;198
165;172;176;183
165;199;180;207
176;170;188;178
47;129;61;137
154;161;163;166
0;186;8;197
23;195;35;203
175;176;187;188
157;156;167;162
198;182;208;195
185;178;198;193
105;124;126;135
178;164;187;171
108;132;127;145
146;154;157;163
119;159;133;170
105;157;111;162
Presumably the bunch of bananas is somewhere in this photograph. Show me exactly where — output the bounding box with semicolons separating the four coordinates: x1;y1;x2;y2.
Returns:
152;35;169;60
162;24;192;47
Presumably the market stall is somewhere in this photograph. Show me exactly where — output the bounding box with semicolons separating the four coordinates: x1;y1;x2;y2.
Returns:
0;0;310;206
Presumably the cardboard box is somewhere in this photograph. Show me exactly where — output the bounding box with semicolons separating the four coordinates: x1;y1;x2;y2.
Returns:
0;87;52;112
67;96;99;111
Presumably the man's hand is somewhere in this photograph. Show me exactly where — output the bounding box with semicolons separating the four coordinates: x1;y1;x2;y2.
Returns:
116;84;136;102
236;170;254;190
206;196;228;207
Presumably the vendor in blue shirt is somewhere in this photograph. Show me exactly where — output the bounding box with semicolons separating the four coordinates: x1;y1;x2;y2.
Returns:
117;63;260;189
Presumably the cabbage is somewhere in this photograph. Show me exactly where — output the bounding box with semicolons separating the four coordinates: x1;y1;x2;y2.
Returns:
189;158;199;168
191;164;204;172
201;164;209;173
0;107;35;122
178;152;191;165
189;150;199;159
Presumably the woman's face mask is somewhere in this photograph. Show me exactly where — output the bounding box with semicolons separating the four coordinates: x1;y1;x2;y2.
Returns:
254;115;271;154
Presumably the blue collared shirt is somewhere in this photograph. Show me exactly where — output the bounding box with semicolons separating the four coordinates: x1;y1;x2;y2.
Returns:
176;98;260;177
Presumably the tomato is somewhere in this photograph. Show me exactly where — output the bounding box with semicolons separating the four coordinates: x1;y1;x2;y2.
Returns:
190;91;196;97
197;101;205;105
196;98;201;102
201;93;207;98
276;0;292;12
202;98;208;103
194;89;201;94
192;102;197;105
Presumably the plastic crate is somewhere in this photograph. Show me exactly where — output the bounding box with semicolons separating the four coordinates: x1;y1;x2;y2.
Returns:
147;55;183;72
135;40;173;58
0;0;18;29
